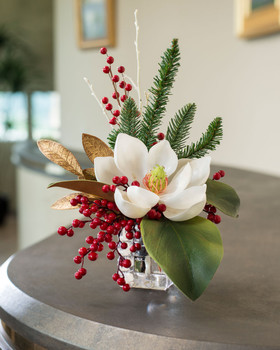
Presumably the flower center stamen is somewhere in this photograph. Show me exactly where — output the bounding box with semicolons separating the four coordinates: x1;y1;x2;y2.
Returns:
143;165;168;194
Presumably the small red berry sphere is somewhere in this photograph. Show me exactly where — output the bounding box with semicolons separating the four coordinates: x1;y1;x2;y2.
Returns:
122;283;130;292
113;109;120;117
79;267;87;276
97;243;104;252
102;96;108;104
79;221;85;228
117;277;125;286
125;83;132;91
73;255;82;264
100;47;107;54
112;75;119;83
105;103;113;111
130;245;137;252
72;219;80;228
119;81;125;89
75;271;83;280
204;204;211;212
207;213;215;222
67;228;74;237
83;209;91;217
147;209;157;219
210;206;217;213
112;92;119;99
57;226;67;235
131;180;140;187
103;66;110;74
88;252;98;261
214;215;221;224
112;273;119;281
120;95;127;102
107;56;114;64
79;247;88;256
105;233;113;243
219;170;225;177
90;243;98;252
109;117;117;125
86;236;94;244
110;185;116;192
112;176;120;184
125;224;132;232
81;196;88;204
70;198;78;206
108;241;116;250
213;172;221;180
158;203;167;212
120;176;128;184
121;242;128;249
102;184;110;193
118;66;125;73
135;243;141;250
107;251;115;260
126;231;133;240
75;194;82;202
90;221;97;229
134;231;141;239
157;132;165;140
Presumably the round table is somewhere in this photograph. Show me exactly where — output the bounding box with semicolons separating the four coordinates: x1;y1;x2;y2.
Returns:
0;166;280;350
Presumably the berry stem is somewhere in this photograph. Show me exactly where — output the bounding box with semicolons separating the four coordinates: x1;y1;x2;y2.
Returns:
108;67;122;108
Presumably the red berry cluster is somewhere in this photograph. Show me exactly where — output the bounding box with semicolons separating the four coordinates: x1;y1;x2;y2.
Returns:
100;47;134;125
213;169;225;181
147;203;166;220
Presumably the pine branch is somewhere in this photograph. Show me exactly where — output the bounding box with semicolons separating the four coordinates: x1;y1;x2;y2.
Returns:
138;38;180;148
178;117;223;159
165;103;196;154
107;97;141;150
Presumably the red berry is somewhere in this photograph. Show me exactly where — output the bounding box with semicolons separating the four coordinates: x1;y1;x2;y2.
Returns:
213;172;221;180
131;181;140;187
125;224;132;232
114;222;121;230
112;92;119;99
79;221;85;228
120;176;128;184
210;206;217;213
97;243;104;252
125;84;132;91
67;228;74;237
86;236;94;244
105;103;113;111
83;209;91;217
117;277;125;286
105;233;113;243
134;231;141;239
90;243;98;252
102;96;108;104
214;215;221;224
157;132;165;140
90;221;97;229
204;204;211;212
118;66;125;73
100;47;107;54
109;117;117;125
75;271;83;280
120;220;127;227
79;267;87;276
103;66;110;74
100;222;108;230
75;194;82;202
219;170;225;177
121;95;127;102
135;243;141;250
121;242;127;249
113;110;120;117
130;245;137;252
102;185;110;193
119;81;125;88
112;176;120;184
70;198;78;206
107;226;114;235
158;203;166;212
93;217;102;225
112;75;119;83
107;56;114;64
108;241;116;250
81;196;88;204
57;226;67;235
122;283;130;292
207;213;215;222
126;231;133;240
79;247;88;256
112;273;119;281
73;255;82;264
88;252;98;261
110;185;116;192
107;251;115;260
147;209;157;219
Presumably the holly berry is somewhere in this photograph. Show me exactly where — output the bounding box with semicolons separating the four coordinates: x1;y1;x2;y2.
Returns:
102;97;109;104
214;215;221;224
131;181;140;187
157;132;165;140
113;110;120;117
67;228;74;237
125;83;132;91
158;203;166;212
118;66;125;73
102;185;110;193
57;226;67;235
219;170;225;177
122;284;130;292
100;47;107;54
107;251;115;260
112;92;119;99
75;271;83;280
79;247;88;256
121;242;127;249
120;95;127;102
103;66;110;74
112;273;119;281
88;252;98;261
109;117;117;125
108;241;116;250
112;75;119;83
120;176;128;184
107;56;114;64
73;255;82;264
213;172;221;180
79;267;87;276
117;277;125;286
70;198;78;206
105;103;113;111
119;81;125;89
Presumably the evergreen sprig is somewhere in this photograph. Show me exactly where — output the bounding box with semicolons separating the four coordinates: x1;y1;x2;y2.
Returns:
107;97;141;149
165;103;196;154
138;38;180;148
178;117;223;159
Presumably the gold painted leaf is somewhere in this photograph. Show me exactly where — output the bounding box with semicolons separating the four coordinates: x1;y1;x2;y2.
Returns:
48;180;114;202
37;140;83;176
82;133;113;164
51;192;101;210
82;168;96;180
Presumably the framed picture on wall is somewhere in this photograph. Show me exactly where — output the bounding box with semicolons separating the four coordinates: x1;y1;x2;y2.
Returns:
75;0;115;49
235;0;280;38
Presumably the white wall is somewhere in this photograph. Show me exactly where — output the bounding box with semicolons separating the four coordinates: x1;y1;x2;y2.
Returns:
54;0;280;177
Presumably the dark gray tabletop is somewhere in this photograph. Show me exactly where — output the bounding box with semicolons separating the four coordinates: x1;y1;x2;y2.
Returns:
0;166;280;350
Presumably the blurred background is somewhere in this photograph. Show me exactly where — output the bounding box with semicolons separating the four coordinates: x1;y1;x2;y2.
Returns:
0;0;280;261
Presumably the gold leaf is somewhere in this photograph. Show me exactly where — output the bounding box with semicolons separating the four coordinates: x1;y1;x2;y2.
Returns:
51;192;100;210
37;140;83;176
82;133;113;164
48;180;114;202
82;168;96;180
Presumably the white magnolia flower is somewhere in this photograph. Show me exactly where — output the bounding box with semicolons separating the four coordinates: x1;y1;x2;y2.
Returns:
94;133;211;221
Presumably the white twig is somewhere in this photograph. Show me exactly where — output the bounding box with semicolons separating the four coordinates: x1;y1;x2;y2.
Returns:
83;77;113;128
134;9;142;115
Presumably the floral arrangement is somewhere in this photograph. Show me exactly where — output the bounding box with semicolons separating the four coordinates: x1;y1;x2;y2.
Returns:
38;12;240;301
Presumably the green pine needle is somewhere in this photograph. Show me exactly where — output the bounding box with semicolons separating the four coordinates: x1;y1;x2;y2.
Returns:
138;38;180;149
178;117;223;159
107;97;141;150
165;103;196;154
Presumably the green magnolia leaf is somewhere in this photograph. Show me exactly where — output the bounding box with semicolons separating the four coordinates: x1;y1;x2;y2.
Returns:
206;179;240;218
48;180;114;202
141;216;223;301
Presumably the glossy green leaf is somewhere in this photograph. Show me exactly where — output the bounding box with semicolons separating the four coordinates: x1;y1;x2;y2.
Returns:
206;179;240;218
141;216;223;300
48;180;114;202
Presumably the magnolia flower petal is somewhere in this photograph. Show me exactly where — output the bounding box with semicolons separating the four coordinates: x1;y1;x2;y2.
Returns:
162;163;192;197
161;184;207;210
163;200;206;221
114;188;151;218
127;186;159;208
114;134;148;181
148;140;178;177
94;157;123;184
188;156;211;187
